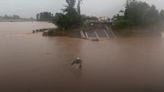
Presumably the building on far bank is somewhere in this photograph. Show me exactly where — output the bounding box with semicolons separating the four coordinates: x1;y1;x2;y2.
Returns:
0;14;35;22
98;17;110;23
85;16;99;23
36;12;53;22
84;16;111;28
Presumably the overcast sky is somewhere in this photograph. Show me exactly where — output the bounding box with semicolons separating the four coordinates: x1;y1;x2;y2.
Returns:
0;0;163;18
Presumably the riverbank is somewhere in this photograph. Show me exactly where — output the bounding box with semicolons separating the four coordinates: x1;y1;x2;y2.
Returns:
31;21;164;39
36;23;115;39
33;28;81;38
35;27;161;39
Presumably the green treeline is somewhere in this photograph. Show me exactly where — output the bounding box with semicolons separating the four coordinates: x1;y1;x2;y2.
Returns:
112;0;164;29
51;0;164;31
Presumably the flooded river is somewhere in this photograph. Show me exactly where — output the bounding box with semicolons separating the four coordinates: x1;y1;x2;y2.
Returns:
0;22;164;92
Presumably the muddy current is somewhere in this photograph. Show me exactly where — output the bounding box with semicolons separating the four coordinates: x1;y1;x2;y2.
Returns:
0;22;164;92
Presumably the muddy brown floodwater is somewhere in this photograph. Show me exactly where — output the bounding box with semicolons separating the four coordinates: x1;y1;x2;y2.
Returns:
0;22;164;92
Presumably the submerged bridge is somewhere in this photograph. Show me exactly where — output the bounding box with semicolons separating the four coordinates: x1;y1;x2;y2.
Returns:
80;24;116;40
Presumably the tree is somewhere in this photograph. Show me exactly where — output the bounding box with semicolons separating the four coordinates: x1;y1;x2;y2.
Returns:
54;13;69;29
144;5;159;24
112;0;160;29
125;0;150;25
54;0;83;30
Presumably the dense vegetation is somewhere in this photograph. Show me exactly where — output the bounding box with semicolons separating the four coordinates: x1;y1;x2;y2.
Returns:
53;0;83;30
112;0;164;29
